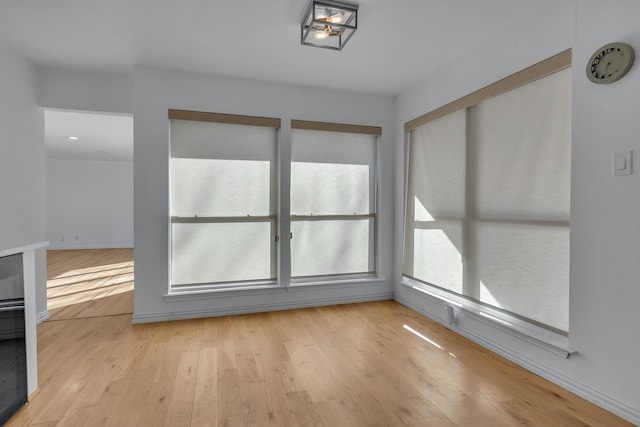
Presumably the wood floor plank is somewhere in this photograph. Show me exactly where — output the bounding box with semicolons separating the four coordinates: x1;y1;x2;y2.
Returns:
314;398;356;427
217;368;242;421
45;249;134;320
164;319;202;427
5;249;633;427
191;346;218;426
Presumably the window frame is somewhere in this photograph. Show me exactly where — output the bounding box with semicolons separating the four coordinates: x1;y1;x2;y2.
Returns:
167;111;384;294
401;49;572;338
289;119;382;284
168;109;281;292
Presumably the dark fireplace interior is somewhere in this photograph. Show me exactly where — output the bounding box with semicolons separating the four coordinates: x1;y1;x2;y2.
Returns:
0;253;27;425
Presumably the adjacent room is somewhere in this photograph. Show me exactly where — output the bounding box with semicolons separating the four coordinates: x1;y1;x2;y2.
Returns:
0;0;639;425
43;109;134;320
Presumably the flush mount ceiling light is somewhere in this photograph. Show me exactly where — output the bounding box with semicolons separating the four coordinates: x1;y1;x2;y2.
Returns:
301;0;358;51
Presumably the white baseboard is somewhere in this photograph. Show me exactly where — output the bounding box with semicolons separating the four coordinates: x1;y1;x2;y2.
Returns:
394;293;640;426
36;310;50;324
132;292;393;324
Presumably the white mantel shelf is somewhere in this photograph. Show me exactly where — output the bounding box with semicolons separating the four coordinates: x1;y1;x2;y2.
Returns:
0;241;49;258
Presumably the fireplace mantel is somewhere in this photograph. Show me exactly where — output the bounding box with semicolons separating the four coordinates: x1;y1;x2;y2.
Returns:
0;240;48;397
0;241;49;258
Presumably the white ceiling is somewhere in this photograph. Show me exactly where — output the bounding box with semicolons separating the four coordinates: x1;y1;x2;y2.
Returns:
0;0;553;95
45;110;133;162
3;0;553;162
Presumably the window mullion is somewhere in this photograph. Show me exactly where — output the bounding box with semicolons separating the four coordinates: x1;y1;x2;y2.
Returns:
279;122;292;288
463;106;479;300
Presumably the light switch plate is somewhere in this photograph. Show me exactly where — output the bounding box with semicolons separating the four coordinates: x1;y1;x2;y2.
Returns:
613;150;632;176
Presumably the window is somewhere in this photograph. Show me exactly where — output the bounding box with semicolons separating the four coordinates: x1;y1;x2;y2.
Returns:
290;120;380;280
169;111;382;292
169;110;280;290
403;51;571;333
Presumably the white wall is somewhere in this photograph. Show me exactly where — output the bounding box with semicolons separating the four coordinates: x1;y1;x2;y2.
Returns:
0;47;45;251
46;158;133;249
394;0;640;423
32;67;132;322
133;66;395;322
37;66;132;114
570;0;640;414
0;43;46;394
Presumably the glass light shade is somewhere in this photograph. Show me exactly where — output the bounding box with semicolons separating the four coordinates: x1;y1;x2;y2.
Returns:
301;0;358;50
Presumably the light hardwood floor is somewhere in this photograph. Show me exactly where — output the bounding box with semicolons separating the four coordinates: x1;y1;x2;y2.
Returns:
6;249;632;426
46;249;133;320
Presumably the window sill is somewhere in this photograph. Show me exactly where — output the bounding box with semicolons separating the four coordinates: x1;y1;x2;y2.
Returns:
399;278;573;358
164;282;281;302
287;276;386;291
163;276;387;302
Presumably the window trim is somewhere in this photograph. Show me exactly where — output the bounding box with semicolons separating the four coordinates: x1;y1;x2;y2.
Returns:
401;51;572;334
168;110;281;292
168;109;281;128
399;277;573;358
289;120;380;281
404;49;571;132
167;112;383;294
291;119;381;135
169;216;280;289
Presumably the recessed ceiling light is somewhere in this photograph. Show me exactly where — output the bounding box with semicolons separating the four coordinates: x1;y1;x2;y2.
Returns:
68;136;79;140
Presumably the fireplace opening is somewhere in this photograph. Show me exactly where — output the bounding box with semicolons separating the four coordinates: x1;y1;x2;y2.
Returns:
0;253;27;424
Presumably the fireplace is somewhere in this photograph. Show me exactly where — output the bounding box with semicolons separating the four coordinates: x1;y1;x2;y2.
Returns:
0;253;27;424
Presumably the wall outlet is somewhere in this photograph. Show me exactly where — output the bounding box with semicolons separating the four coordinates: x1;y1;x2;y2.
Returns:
60;236;64;242
74;235;79;241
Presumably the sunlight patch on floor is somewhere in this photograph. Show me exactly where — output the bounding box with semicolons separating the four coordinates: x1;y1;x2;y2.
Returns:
47;260;134;310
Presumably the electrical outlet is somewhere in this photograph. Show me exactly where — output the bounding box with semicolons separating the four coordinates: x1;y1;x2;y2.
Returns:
60;236;64;242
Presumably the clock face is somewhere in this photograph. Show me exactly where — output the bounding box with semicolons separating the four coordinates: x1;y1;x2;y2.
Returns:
587;42;635;84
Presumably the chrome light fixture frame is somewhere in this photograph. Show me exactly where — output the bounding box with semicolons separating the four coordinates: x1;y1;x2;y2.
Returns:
301;0;358;51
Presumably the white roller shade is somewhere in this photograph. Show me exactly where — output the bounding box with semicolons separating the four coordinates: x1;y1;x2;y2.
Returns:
290;219;373;277
290;127;378;278
170;118;278;287
291;129;376;216
171;222;275;285
403;66;571;332
408;109;466;221
471;68;571;222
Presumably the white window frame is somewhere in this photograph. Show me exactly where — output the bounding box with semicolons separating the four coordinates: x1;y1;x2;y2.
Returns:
168;109;281;293
401;50;572;348
288;119;381;284
167;111;384;295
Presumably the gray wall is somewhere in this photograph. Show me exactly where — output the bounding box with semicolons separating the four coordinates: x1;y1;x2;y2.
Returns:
394;1;640;423
0;44;47;320
132;66;396;322
35;66;133;322
0;45;44;251
0;42;46;394
46;158;134;249
37;66;132;114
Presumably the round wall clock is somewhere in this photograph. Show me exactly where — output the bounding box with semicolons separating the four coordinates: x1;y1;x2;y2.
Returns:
587;42;635;84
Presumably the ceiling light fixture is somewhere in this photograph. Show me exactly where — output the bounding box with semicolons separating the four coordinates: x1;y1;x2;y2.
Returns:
68;136;79;140
301;0;358;51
